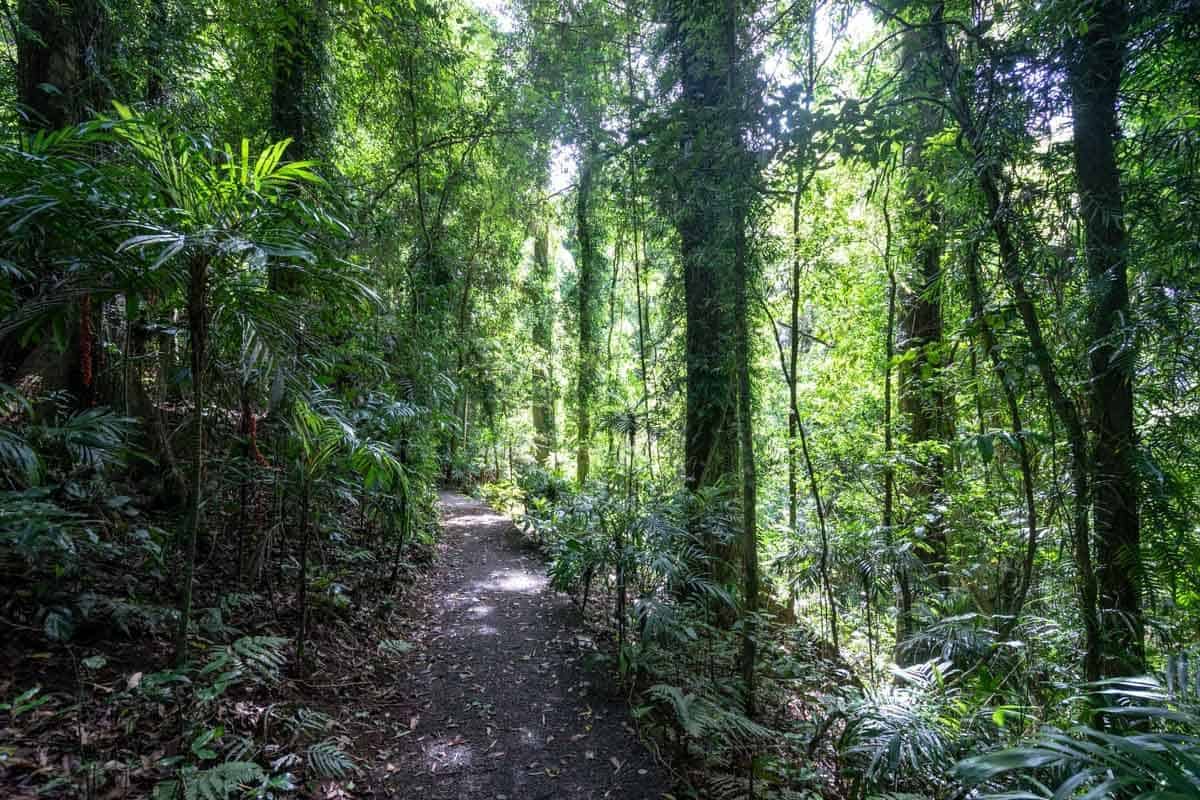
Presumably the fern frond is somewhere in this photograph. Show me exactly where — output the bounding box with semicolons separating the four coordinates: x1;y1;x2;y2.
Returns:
307;739;356;779
378;639;415;659
155;761;265;800
231;635;289;684
648;683;774;745
289;706;334;734
648;684;705;737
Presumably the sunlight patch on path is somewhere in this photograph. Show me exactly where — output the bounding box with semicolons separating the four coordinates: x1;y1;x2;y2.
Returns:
422;737;475;775
473;569;546;594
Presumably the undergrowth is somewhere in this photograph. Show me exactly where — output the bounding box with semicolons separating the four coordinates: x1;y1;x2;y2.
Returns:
0;381;440;798
483;468;1200;800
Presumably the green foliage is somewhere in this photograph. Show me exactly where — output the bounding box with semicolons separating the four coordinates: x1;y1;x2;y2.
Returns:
305;739;357;779
152;760;272;800
0;686;52;718
956;678;1200;799
2;0;1198;795
839;661;979;797
646;683;774;744
377;638;415;658
518;465;572;507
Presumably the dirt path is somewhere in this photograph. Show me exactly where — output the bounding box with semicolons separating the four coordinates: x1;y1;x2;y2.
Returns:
364;492;669;799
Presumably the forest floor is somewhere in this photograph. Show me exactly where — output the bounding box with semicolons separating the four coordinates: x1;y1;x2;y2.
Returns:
350;491;670;799
0;491;671;799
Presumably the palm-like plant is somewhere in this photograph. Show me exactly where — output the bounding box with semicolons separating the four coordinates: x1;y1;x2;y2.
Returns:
349;391;422;591
287;399;353;667
0;124;123;392
956;677;1200;799
287;395;403;666
839;660;975;798
106;104;327;665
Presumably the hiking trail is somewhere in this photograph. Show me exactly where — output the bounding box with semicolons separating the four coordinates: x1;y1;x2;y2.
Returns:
359;491;669;799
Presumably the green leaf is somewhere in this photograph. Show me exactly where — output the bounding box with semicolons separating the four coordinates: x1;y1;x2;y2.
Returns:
306;740;356;778
3;686;51;717
378;639;415;658
44;608;74;642
976;433;994;464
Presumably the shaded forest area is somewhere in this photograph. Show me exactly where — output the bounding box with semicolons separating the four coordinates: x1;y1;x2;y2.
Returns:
1;0;1198;797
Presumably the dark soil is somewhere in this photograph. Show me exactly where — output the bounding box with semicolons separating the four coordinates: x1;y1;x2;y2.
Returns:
352;491;671;799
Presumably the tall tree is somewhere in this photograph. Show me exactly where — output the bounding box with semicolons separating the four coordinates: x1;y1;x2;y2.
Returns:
660;0;762;713
893;22;953;661
15;0;108;130
7;0;111;404
915;0;1104;680
1068;0;1144;677
574;147;600;485
724;0;760;719
529;220;558;467
270;0;332;161
664;0;739;509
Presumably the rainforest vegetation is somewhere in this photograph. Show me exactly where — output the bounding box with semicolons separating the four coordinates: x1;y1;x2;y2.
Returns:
1;0;1198;797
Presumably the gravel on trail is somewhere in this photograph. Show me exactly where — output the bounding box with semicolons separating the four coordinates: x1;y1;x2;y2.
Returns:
364;491;671;800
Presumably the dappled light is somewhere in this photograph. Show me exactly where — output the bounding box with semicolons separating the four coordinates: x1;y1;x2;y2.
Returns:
473;570;547;596
1;0;1195;797
421;737;476;774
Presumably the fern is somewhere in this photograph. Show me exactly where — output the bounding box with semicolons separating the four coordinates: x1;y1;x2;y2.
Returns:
0;426;40;484
307;739;356;779
228;635;288;684
839;661;968;796
222;735;257;764
287;706;335;735
648;684;705;737
647;683;774;745
154;761;265;800
0;490;89;564
378;638;415;658
193;636;288;702
46;406;135;470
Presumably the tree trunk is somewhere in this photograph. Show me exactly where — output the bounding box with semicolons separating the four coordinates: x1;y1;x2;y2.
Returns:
530;223;557;466
145;0;168;104
883;204;899;644
270;0;330;160
269;0;329;295
894;24;953;663
389;440;411;593
16;0;108;130
666;0;740;589
1068;0;1144;678
6;0;110;393
714;0;760;720
921;0;1104;683
574;148;599;486
174;257;208;666
734;152;758;723
964;243;1039;627
788;182;801;540
296;479;312;668
766;276;838;655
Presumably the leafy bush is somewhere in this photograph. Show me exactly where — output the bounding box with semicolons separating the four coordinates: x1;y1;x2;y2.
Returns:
956;677;1200;799
517;465;572;507
838;660;978;797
